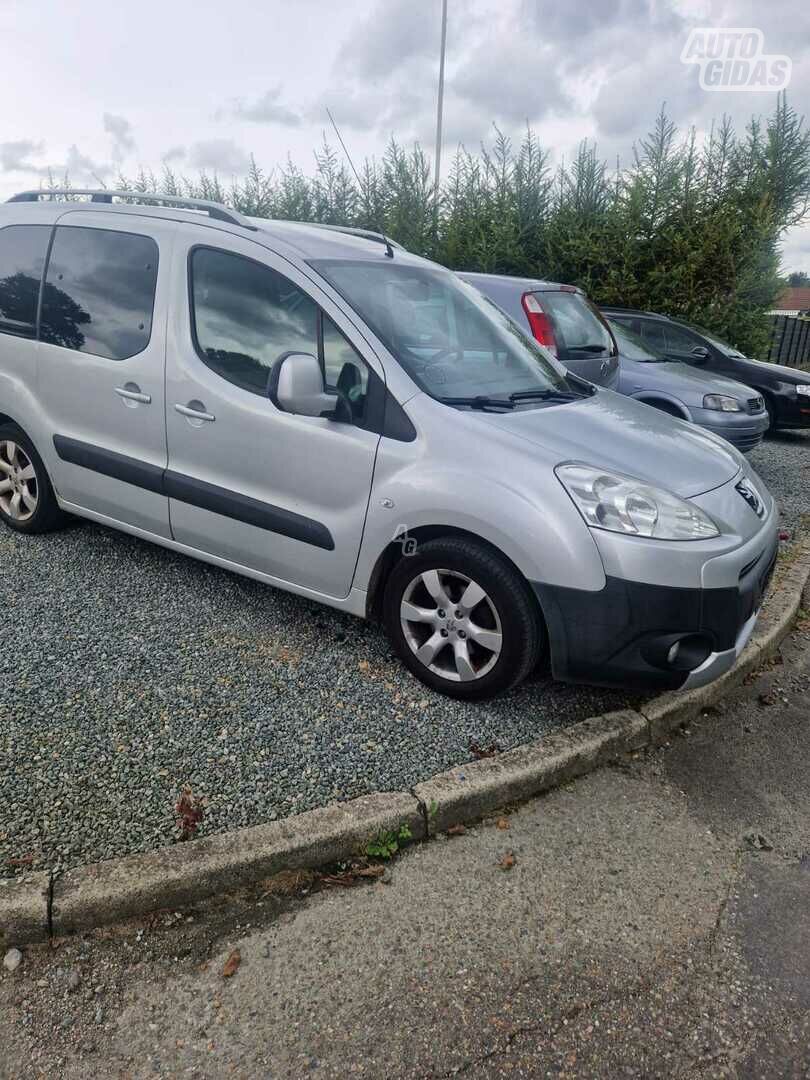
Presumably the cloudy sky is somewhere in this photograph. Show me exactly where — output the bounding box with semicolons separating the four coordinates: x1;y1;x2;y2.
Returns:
1;0;808;270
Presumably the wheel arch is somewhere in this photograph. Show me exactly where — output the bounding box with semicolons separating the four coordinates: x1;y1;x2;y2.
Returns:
365;524;546;628
633;394;690;420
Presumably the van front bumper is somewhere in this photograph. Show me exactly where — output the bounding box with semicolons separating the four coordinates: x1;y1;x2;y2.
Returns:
532;526;778;692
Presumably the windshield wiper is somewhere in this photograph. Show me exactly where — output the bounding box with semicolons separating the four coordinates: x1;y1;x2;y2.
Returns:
566;343;610;353
438;395;515;410
509;388;580;403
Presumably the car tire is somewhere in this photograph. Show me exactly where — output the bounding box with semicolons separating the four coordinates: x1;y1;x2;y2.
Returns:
383;536;544;700
0;424;68;534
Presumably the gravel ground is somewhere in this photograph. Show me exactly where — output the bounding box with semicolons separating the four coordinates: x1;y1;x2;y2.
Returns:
749;428;810;539
1;432;807;877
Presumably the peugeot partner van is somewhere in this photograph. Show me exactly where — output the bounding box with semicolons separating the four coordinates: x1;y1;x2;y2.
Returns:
0;191;778;699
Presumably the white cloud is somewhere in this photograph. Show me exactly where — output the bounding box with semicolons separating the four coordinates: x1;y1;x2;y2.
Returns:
230;86;301;127
188;138;251;174
0;139;44;172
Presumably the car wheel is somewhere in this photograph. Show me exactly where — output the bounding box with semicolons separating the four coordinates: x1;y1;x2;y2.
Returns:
383;536;544;700
0;424;68;534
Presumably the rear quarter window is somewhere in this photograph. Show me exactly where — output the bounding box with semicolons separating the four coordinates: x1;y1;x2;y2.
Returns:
39;226;158;360
0;224;51;340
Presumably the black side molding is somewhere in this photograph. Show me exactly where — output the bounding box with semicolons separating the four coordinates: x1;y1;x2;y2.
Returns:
53;435;164;495
164;470;334;550
52;434;334;550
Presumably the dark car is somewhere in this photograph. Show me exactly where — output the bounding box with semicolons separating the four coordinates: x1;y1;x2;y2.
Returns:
603;308;810;431
459;273;619;389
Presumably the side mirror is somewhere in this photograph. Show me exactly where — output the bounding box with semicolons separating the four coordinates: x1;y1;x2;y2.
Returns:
269;352;340;419
691;346;710;361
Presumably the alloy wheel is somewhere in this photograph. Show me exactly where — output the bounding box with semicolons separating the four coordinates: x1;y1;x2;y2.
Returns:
399;568;503;682
0;441;38;523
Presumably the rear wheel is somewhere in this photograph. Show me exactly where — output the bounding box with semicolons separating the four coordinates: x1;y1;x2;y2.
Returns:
0;424;68;534
383;537;544;700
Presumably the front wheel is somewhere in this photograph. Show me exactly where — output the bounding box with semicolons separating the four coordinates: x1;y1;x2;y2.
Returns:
383;537;544;700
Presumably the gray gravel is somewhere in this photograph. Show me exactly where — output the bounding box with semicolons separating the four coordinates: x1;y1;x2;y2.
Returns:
1;432;807;877
749;428;810;540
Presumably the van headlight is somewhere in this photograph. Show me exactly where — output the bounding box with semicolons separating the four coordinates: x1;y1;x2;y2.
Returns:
703;394;742;412
556;464;720;540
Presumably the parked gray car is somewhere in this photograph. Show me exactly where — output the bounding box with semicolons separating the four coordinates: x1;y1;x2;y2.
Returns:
609;319;768;454
457;272;619;389
0;190;777;699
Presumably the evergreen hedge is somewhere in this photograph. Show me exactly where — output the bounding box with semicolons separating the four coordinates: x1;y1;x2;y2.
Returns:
59;94;809;358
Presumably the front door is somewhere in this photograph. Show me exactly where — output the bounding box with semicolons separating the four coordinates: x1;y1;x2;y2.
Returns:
36;211;173;538
164;227;382;600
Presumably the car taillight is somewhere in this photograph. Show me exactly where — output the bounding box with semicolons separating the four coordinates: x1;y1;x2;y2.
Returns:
521;293;557;355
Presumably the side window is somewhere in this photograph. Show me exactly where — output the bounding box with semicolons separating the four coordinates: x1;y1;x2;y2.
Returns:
191;247;318;396
664;324;699;354
0;225;51;340
40;226;158;360
322;314;369;420
640;320;669;352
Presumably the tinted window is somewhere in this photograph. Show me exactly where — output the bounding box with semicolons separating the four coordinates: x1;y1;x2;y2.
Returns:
0;225;50;340
40;226;158;360
639;320;669;352
608;320;668;362
539;291;616;358
663;323;699;354
191;247;318;396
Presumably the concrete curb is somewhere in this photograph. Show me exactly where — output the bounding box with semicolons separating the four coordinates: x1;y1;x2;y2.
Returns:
414;710;648;835
51;792;423;939
3;541;809;947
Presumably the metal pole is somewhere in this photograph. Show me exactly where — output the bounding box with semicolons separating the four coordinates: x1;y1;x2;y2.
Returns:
433;0;448;196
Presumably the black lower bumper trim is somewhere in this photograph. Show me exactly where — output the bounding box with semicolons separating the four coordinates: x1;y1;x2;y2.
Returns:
532;532;777;691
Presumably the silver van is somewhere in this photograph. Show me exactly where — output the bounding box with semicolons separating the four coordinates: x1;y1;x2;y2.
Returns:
0;191;778;699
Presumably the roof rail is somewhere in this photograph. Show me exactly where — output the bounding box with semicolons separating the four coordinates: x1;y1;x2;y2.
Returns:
7;189;257;231
280;220;405;250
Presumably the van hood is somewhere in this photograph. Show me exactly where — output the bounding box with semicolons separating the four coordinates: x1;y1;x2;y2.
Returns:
475;390;742;498
620;356;758;403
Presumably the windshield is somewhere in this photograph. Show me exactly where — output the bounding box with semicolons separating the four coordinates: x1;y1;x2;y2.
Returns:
608;319;670;363
683;321;745;358
311;259;574;404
